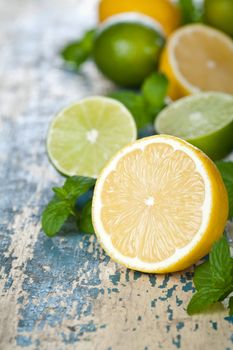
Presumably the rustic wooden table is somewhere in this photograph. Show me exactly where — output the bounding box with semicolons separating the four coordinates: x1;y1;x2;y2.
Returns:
0;0;232;349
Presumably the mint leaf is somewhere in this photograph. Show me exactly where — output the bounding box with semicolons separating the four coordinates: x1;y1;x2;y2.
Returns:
109;90;150;129
187;236;233;316
78;200;94;234
61;29;96;69
193;261;212;291
42;176;95;237
42;198;71;237
62;176;95;205
216;161;233;218
209;236;233;289
142;72;168;117
228;296;233;316
187;287;222;315
178;0;203;24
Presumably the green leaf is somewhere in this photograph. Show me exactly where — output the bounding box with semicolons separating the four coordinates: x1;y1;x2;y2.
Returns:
61;29;96;69
209;236;233;289
187;287;223;315
142;72;168;117
216;161;233;218
178;0;203;24
63;176;95;206
42;176;95;237
52;187;67;200
193;261;212;291
109;90;150;129
78;200;94;234
228;296;233;316
42;197;71;237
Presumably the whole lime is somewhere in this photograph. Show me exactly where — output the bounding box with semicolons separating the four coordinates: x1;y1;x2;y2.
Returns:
93;14;165;87
204;0;233;36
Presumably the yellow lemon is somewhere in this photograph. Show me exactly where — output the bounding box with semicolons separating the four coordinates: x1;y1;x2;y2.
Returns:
92;135;228;273
160;24;233;100
98;0;181;36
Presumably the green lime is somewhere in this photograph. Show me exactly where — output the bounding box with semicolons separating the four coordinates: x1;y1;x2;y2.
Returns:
155;92;233;160
204;0;233;37
47;97;137;178
93;13;165;87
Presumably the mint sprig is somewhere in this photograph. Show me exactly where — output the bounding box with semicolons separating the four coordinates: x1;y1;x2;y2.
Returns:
60;29;96;70
42;176;95;237
78;199;95;234
187;236;233;315
178;0;203;24
109;72;168;130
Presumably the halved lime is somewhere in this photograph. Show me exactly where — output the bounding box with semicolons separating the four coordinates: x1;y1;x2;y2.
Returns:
155;92;233;160
47;97;137;178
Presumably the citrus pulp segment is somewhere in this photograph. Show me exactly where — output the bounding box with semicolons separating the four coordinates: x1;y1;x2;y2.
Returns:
160;24;233;100
47;97;137;178
92;135;228;273
155;93;233;160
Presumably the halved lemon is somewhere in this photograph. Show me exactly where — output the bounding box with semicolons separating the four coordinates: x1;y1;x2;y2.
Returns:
92;135;228;273
160;24;233;100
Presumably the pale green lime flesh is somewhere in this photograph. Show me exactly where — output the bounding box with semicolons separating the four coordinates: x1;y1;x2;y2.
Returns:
155;92;233;160
47;97;137;178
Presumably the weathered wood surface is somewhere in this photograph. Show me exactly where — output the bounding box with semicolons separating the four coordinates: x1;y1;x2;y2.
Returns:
0;0;232;349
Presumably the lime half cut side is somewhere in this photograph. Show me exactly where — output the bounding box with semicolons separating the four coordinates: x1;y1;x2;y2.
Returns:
155;92;233;160
47;97;137;178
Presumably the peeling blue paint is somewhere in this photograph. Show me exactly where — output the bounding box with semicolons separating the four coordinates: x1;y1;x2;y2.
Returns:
176;296;183;306
125;269;130;282
224;316;233;325
109;270;121;286
176;322;184;331
16;335;32;347
17;229;109;343
4;275;13;290
149;275;156;287
160;284;178;301
134;271;142;280
158;275;170;289
182;282;195;293
167;305;173;321
166;324;171;333
172;334;181;349
151;299;157;308
210;321;218;330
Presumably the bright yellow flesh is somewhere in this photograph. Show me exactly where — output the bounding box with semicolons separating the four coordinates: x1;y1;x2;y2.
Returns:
93;135;228;273
160;24;233;99
101;143;205;262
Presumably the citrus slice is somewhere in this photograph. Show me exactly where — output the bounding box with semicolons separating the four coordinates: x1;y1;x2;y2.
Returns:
98;0;181;36
155;92;233;160
47;97;137;178
92;135;228;273
160;24;233;100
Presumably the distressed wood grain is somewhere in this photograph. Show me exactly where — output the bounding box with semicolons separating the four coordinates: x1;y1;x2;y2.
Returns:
0;0;232;349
